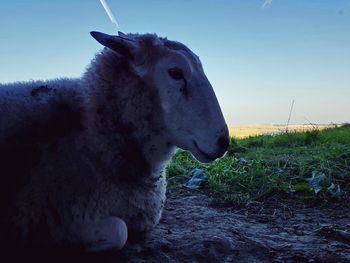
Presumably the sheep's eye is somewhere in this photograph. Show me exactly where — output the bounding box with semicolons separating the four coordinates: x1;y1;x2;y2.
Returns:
168;68;184;80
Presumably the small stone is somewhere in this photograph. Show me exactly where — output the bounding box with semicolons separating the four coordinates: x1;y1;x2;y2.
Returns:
183;169;208;189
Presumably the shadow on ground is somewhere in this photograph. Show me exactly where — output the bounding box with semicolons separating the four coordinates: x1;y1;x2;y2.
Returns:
114;191;350;263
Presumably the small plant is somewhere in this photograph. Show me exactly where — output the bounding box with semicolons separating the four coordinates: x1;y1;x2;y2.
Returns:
245;136;265;147
304;130;320;145
227;138;247;155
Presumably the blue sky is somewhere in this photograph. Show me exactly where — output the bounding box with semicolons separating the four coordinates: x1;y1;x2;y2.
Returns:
0;0;349;125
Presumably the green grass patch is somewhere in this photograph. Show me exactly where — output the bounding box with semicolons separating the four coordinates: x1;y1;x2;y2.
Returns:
166;124;350;205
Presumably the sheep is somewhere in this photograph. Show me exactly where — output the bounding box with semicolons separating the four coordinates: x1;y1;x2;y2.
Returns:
0;31;229;253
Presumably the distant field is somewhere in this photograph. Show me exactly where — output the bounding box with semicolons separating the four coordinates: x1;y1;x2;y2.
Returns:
229;124;339;138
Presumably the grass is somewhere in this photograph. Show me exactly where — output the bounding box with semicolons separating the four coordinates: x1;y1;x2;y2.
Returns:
166;124;350;205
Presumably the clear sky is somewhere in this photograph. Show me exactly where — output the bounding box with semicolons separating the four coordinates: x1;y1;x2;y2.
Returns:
0;0;349;125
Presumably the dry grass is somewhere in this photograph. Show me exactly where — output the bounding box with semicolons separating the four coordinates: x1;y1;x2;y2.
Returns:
229;124;337;138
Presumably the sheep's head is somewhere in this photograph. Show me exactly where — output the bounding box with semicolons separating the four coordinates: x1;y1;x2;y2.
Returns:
91;31;229;163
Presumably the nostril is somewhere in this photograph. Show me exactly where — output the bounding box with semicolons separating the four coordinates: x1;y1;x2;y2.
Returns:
217;135;230;150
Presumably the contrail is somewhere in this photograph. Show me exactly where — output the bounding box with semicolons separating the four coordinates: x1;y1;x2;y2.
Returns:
262;0;273;8
99;0;119;27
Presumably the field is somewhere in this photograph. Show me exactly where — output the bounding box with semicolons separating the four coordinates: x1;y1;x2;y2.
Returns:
167;124;350;205
229;123;337;138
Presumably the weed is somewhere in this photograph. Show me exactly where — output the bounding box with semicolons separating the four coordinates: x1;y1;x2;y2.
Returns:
304;130;320;145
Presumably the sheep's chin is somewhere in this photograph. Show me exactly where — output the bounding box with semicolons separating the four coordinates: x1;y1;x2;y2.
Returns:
189;141;217;164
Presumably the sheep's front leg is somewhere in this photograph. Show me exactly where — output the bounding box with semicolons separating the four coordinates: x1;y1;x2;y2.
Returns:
71;216;128;252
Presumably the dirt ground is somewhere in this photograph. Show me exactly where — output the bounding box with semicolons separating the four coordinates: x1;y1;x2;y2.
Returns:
111;191;350;263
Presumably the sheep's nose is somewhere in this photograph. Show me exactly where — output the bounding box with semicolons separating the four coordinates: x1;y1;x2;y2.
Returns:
217;135;230;151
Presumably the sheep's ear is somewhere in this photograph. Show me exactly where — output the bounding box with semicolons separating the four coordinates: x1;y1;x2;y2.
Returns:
90;31;138;59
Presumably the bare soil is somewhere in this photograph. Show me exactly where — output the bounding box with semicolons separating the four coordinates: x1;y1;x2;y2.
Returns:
114;191;350;263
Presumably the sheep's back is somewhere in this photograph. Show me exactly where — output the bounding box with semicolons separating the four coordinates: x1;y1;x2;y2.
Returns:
0;79;82;140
